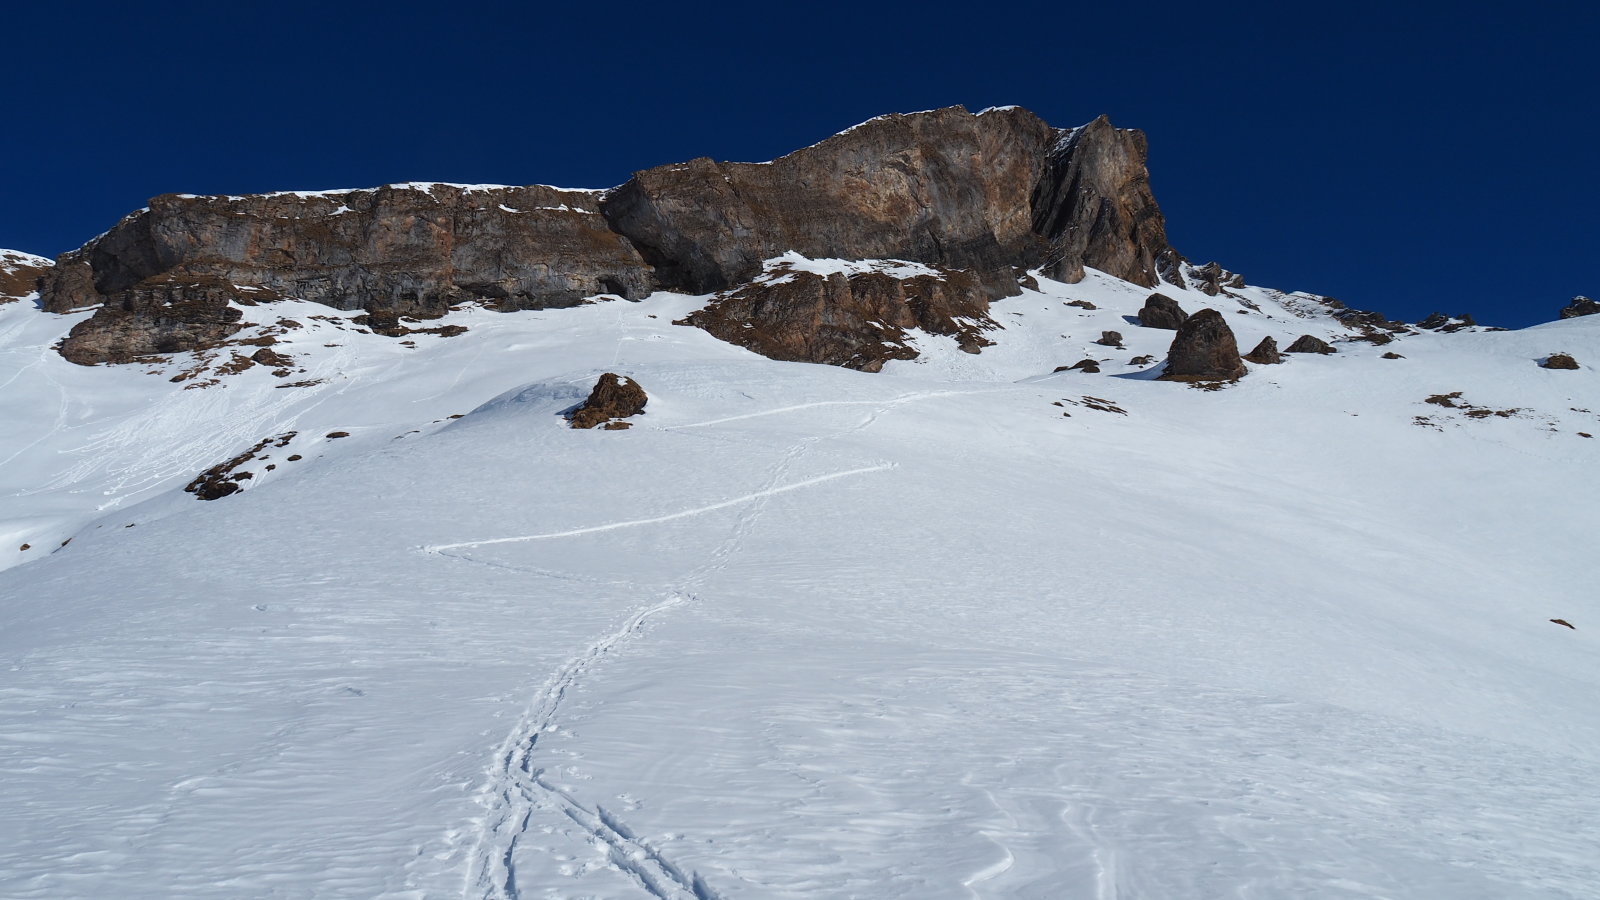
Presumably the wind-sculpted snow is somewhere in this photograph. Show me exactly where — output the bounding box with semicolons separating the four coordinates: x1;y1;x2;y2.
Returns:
0;266;1597;898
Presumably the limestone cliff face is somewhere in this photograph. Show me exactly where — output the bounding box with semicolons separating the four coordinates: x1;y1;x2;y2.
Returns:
40;105;1181;366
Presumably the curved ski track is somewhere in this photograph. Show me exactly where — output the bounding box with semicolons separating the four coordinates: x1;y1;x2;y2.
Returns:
450;391;949;899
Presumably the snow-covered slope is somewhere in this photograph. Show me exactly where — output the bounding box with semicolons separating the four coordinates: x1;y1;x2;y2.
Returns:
2;263;1596;899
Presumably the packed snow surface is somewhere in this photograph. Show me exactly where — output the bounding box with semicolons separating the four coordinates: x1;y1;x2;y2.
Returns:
1;265;1597;898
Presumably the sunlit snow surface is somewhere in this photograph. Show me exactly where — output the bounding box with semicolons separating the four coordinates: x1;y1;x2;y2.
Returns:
1;268;1597;898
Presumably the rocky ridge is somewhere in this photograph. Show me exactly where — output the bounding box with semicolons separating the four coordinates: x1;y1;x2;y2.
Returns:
40;106;1180;367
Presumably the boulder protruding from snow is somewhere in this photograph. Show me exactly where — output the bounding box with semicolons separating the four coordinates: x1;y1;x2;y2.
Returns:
1417;312;1477;332
1054;358;1101;373
570;374;649;429
1137;293;1189;330
1243;336;1281;365
1560;296;1599;319
1541;353;1580;370
1285;334;1336;355
1095;330;1124;348
1159;308;1245;381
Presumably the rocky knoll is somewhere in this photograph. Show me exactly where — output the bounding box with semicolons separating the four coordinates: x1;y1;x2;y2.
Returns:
1560;296;1598;319
0;250;52;303
40;105;1182;367
682;256;1000;372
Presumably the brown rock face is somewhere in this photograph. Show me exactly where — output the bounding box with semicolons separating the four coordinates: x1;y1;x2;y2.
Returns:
683;259;1000;372
1095;330;1124;347
1285;334;1336;354
570;373;649;429
0;250;52;303
1159;308;1246;381
1138;292;1189;330
40;105;1184;368
1243;336;1282;365
1560;296;1599;319
603;107;1062;294
1030;116;1180;287
1542;353;1580;370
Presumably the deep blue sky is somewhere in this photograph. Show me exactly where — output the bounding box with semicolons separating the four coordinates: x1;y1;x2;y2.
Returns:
4;1;1595;327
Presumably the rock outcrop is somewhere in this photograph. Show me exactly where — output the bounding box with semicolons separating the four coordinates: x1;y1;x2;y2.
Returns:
0;250;52;303
1055;358;1101;373
1029;115;1180;287
681;256;998;372
1285;334;1336;354
1560;296;1599;319
58;275;247;365
1417;312;1476;333
1137;292;1189;330
1186;261;1246;297
40;105;1186;368
1159;308;1246;381
1541;353;1580;370
1243;336;1281;364
1095;330;1124;347
570;373;649;429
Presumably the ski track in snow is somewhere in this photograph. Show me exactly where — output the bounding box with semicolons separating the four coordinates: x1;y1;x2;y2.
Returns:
454;393;936;899
424;464;893;554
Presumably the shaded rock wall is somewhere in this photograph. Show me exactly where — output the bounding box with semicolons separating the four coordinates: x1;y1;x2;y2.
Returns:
1030;116;1180;287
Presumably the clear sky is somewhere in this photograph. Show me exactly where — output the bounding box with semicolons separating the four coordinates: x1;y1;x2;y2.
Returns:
3;1;1594;327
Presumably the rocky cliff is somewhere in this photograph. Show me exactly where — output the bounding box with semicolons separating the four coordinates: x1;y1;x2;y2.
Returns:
40;105;1181;366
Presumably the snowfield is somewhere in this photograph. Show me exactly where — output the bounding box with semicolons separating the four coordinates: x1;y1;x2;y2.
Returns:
1;265;1597;898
